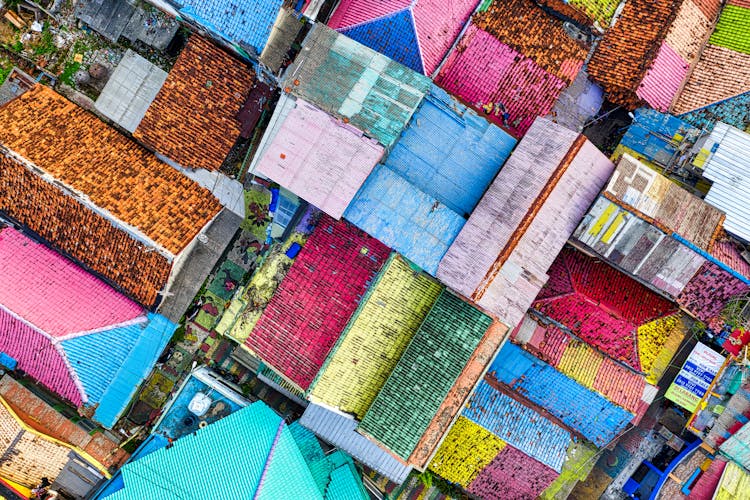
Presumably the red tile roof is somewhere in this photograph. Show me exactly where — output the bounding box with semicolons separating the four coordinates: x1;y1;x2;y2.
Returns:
134;36;255;171
247;215;390;390
711;239;750;278
0;84;222;255
468;444;559;499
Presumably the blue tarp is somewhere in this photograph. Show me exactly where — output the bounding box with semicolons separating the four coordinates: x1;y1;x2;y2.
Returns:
489;343;634;447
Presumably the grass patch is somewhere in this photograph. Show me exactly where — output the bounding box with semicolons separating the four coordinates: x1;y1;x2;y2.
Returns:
59;61;80;86
33;23;55;56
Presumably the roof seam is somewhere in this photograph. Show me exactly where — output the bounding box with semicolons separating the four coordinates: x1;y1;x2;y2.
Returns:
335;6;412;31
254;419;287;499
57;315;149;341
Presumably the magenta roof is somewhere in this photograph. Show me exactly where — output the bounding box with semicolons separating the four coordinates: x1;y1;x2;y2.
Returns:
247;216;390;390
0;227;143;337
328;0;478;75
636;42;689;112
435;25;567;136
468;444;558;499
255;98;383;220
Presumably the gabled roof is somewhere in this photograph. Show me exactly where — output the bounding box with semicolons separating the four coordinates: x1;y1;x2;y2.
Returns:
134;36;255;172
328;0;478;75
310;254;442;419
359;291;492;460
0;227;175;425
0;84;222;255
282;24;432;147
247;215;389;390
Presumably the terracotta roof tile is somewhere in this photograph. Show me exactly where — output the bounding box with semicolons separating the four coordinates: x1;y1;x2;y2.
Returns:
694;0;724;19
473;0;588;83
567;0;620;23
134;36;255;171
536;0;594;25
588;0;679;108
0;85;221;255
665;0;713;63
0;154;172;306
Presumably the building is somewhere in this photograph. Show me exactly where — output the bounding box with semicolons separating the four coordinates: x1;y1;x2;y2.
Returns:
0;226;176;427
0;84;234;318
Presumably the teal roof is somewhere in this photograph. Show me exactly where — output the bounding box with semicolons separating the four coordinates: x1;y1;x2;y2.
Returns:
359;291;492;459
326;461;369;500
102;402;366;500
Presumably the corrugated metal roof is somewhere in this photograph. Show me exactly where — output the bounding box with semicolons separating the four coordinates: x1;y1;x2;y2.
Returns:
719;421;750;469
254;98;383;220
299;403;412;484
702;122;750;241
309;254;442;419
489;343;634;447
463;380;571;471
283;24;431;147
387;85;516;216
344;165;465;274
359;291;492;459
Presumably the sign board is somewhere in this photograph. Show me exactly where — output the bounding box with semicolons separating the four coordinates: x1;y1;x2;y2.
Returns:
665;343;725;412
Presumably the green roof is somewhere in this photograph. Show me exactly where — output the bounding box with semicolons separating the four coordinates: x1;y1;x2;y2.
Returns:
358;291;492;459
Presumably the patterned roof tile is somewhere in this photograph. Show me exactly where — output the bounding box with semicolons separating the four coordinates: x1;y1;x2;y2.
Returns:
134;36;255;172
636;42;689;112
468;444;559;500
247;215;389;390
709;5;750;54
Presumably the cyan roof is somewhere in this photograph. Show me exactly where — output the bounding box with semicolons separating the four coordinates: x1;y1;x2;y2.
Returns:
387;85;517;215
344;165;465;274
489;344;633;447
678;90;750;131
177;0;284;55
101;402;366;500
619;108;697;165
359;291;492;459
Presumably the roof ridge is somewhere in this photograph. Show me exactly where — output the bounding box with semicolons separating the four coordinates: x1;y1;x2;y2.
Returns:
57;315;149;341
337;6;412;32
253;419;287;499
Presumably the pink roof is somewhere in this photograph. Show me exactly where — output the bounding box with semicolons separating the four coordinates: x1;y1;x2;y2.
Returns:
435;25;567;136
468;445;558;499
0;308;81;405
711;240;750;278
328;0;477;74
247;216;390;389
256;99;383;219
636;42;689;111
0;228;143;337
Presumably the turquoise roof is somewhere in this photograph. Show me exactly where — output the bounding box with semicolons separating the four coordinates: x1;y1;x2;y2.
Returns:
61;313;176;428
325;461;369;500
101;402;366;500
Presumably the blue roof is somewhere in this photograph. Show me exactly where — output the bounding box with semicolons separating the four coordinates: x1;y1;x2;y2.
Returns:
388;85;517;216
178;0;284;55
101;402;366;500
344;164;465;274
463;380;571;472
619;108;697;166
288;422;334;495
489;344;634;447
340;9;423;74
61;313;176;428
678;91;750;131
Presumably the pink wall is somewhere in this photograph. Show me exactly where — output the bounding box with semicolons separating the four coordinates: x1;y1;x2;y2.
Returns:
256;99;383;219
0;308;81;405
637;42;690;111
436;25;567;136
0;228;143;337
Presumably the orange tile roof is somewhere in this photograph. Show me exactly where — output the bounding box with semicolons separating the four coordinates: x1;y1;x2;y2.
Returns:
473;0;589;84
0;84;222;255
134;36;255;171
0;154;172;306
587;0;679;108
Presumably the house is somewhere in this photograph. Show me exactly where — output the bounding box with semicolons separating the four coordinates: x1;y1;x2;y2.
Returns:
96;401;368;500
0;226;176;427
0;84;235;318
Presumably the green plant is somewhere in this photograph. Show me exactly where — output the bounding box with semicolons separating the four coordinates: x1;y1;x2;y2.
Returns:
59;61;80;86
11;41;23;53
417;470;433;489
171;324;186;344
33;24;55;56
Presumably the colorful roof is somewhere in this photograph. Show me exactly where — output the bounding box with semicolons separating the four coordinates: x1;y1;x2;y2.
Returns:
328;0;478;75
678;90;750;131
134;36;254;171
677;261;750;323
720;421;750;469
384;85;516;216
283;24;432;147
0;227;175;423
437;118;613;326
255;98;383;219
617;108;698;166
102;402;366;500
428;416;508;487
309;254;442;419
0;84;221;255
566;0;620;23
176;0;284;54
463;380;571;471
359;291;492;460
712;240;750;278
489;343;634;447
587;0;679;109
344;165;465;274
247;216;389;390
533;247;677;368
436;25;567;137
467;444;559;500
